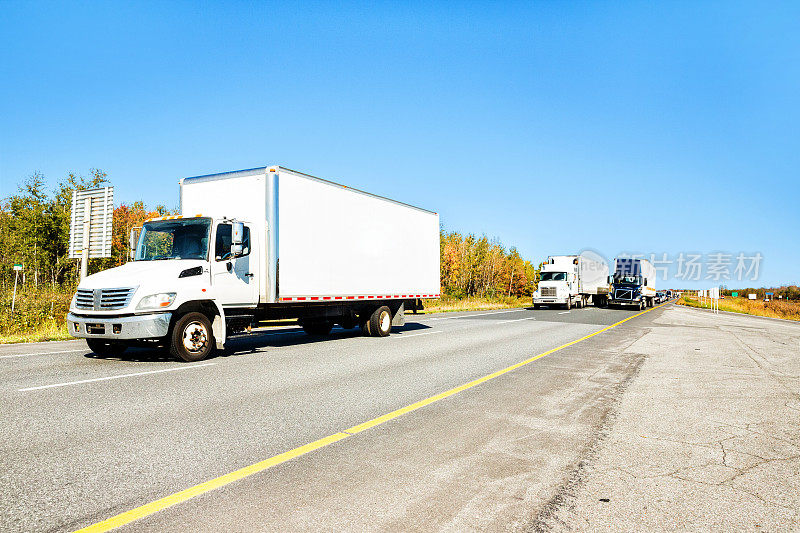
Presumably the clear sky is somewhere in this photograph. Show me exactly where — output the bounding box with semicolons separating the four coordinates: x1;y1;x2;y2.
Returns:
1;1;798;288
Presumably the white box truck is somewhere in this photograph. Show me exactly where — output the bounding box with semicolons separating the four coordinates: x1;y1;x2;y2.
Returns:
533;252;610;309
607;257;657;310
67;165;440;361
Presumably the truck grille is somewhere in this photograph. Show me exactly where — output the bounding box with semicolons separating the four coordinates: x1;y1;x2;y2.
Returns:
75;289;94;309
74;287;137;311
615;289;633;300
541;287;557;297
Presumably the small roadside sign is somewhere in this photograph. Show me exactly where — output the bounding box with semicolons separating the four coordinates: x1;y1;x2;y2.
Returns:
748;294;757;300
731;291;738;297
13;264;22;271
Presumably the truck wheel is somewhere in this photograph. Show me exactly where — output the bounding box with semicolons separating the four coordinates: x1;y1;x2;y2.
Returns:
368;306;392;337
565;298;571;310
639;300;645;311
302;319;333;335
533;304;540;310
170;312;214;362
86;339;127;356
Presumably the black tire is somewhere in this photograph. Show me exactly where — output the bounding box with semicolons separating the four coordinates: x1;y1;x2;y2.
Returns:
639;299;646;311
86;339;127;356
565;298;572;310
170;312;214;362
302;319;333;336
368;306;392;337
533;304;540;310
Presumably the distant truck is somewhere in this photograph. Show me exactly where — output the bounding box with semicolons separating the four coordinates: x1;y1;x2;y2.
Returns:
68;165;440;361
607;257;656;310
533;253;610;309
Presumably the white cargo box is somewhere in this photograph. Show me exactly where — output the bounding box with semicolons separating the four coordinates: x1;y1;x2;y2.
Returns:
180;166;440;303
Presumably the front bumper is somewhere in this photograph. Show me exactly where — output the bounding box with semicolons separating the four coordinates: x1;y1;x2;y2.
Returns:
67;312;172;340
533;297;568;305
608;298;642;307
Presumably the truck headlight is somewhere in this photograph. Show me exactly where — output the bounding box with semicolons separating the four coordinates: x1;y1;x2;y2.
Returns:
136;293;176;310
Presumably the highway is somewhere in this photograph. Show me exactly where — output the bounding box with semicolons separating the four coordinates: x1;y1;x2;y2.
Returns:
7;302;797;532
1;304;645;531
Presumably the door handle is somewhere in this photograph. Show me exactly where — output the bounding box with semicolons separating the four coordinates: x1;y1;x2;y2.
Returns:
245;273;254;278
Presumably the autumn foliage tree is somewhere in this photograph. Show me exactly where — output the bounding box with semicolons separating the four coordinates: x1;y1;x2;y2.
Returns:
440;228;537;299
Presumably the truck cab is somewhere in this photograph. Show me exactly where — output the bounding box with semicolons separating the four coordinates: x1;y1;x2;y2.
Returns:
533;256;580;309
68;215;258;362
607;258;656;310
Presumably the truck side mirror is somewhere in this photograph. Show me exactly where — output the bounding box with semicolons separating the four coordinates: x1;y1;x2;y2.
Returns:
231;222;244;257
644;278;648;285
607;276;612;284
129;228;141;259
232;222;244;245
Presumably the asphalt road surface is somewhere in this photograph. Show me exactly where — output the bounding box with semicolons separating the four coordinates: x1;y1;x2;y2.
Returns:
1;304;644;532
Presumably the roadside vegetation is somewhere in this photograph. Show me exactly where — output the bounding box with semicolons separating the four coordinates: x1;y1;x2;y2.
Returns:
1;170;540;342
421;295;531;314
678;295;800;322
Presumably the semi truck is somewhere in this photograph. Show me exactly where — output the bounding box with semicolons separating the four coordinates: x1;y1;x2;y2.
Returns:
67;165;440;361
607;257;656;310
532;253;610;309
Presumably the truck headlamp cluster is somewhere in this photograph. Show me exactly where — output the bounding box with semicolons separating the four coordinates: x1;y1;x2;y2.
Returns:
136;293;177;311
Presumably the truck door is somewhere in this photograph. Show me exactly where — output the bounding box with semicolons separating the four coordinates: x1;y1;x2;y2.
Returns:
211;222;259;307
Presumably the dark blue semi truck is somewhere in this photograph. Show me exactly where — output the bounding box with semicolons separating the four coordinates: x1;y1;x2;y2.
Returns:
607;258;657;310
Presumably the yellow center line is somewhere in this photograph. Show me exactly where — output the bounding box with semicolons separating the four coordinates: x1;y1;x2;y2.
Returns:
75;302;670;532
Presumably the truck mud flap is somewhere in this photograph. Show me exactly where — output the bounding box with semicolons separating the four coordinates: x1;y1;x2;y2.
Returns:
391;302;405;327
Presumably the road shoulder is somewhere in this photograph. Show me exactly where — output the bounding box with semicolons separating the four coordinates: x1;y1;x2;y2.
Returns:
536;305;800;530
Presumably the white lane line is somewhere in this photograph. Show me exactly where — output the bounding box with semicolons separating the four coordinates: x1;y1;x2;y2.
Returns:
427;309;526;321
19;363;216;392
0;349;86;360
558;311;571;315
394;330;443;338
497;316;538;324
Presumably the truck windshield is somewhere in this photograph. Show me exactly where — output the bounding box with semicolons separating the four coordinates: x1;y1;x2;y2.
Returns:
135;218;211;261
540;272;567;281
614;275;642;284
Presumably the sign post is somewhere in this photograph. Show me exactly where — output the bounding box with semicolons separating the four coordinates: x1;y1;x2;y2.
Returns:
11;264;22;316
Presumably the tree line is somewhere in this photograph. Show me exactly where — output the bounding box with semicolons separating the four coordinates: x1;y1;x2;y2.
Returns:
440;229;537;298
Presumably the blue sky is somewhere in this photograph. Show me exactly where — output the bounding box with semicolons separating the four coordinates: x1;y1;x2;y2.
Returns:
1;1;798;288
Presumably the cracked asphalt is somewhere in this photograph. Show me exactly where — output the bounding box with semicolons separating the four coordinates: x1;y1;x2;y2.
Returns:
538;305;800;531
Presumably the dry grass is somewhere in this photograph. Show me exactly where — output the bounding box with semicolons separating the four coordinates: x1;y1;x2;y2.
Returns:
678;296;800;322
421;295;530;314
0;286;74;343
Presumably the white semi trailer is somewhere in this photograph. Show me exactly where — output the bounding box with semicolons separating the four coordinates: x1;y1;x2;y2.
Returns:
533;253;610;309
68;165;440;361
